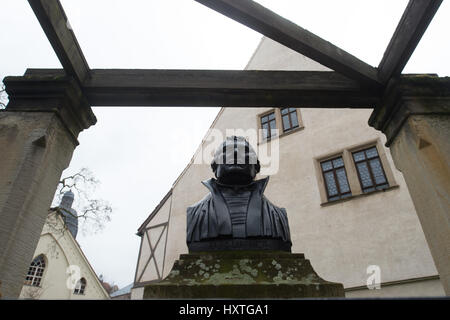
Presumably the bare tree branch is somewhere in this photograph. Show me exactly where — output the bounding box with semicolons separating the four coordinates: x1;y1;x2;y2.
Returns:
52;167;113;235
0;83;7;109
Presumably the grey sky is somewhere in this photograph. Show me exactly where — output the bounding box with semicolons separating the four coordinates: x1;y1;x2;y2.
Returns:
1;0;449;288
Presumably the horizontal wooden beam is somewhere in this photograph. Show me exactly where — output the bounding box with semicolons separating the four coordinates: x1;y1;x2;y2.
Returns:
378;0;443;83
195;0;382;88
24;69;381;108
28;0;90;84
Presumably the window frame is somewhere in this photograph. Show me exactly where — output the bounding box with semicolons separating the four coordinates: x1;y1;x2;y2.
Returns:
280;107;300;133
352;146;390;193
320;156;352;202
257;107;304;144
73;278;87;295
260;110;277;141
315;139;398;205
24;254;46;287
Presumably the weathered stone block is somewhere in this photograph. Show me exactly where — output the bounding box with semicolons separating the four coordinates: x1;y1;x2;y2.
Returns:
144;251;344;299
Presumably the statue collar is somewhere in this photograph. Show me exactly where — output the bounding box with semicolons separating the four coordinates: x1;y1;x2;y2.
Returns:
202;176;270;195
201;177;270;237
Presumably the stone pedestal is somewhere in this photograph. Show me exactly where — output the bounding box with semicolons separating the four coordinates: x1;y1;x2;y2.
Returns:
0;75;96;298
144;251;344;299
369;75;450;295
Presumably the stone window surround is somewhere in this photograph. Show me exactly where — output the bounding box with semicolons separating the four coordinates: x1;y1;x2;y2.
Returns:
314;138;399;206
257;107;304;144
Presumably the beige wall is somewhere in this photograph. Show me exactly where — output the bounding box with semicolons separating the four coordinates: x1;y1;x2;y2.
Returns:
19;212;109;299
133;37;444;297
346;278;445;298
245;37;331;71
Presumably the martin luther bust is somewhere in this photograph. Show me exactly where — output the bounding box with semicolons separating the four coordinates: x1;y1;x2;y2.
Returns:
186;136;292;252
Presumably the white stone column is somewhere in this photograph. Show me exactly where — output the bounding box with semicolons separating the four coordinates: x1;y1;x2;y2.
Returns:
0;75;96;298
369;76;450;295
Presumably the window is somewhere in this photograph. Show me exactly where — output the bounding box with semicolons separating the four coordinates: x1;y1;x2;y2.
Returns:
320;156;352;201
74;278;86;295
281;107;299;132
352;146;389;193
25;255;46;287
315;140;397;205
258;108;304;143
260;112;277;140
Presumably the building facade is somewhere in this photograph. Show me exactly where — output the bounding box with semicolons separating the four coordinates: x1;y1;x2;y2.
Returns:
19;192;110;299
131;37;445;299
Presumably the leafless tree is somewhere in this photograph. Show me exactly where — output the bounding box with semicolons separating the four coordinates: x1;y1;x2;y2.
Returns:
42;168;112;259
99;274;119;295
0;83;7;109
50;167;113;236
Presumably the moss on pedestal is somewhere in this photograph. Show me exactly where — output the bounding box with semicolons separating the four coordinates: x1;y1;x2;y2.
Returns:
144;251;344;299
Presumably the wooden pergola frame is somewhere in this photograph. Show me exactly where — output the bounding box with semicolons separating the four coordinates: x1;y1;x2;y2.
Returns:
20;0;442;108
1;0;449;299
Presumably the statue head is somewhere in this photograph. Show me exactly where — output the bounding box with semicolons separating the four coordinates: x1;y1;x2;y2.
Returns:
211;136;260;185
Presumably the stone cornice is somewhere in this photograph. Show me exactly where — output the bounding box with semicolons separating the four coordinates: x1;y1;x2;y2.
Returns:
369;75;450;146
3;75;97;144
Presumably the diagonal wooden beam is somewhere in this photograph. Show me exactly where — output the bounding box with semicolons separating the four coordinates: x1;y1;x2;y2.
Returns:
28;0;90;84
22;69;382;108
195;0;382;88
378;0;443;83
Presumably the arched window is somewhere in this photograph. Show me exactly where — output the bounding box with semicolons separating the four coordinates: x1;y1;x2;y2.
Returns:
25;255;46;287
74;278;86;295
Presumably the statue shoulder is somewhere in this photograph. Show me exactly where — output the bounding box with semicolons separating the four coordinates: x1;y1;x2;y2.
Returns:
187;193;212;212
261;194;291;243
262;195;287;215
186;192;214;243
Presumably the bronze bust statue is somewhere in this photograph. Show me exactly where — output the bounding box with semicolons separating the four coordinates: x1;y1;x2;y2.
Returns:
186;136;292;252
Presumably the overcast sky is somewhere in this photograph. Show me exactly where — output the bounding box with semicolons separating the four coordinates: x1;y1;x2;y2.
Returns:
1;0;449;289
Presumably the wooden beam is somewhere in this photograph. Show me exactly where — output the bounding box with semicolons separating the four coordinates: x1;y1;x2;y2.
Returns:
28;0;90;84
378;0;443;83
195;0;382;88
24;69;381;108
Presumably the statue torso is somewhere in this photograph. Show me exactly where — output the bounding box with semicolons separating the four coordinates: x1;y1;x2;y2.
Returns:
219;186;252;238
186;178;292;252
